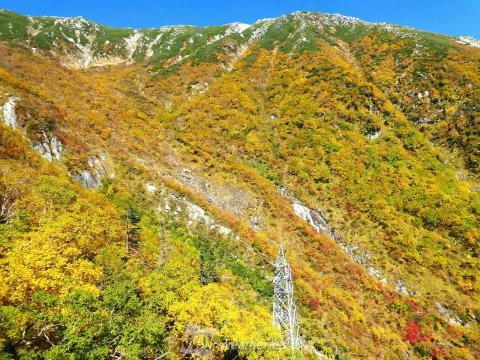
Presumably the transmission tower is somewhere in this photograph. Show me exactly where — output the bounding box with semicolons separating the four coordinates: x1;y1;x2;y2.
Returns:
273;245;302;356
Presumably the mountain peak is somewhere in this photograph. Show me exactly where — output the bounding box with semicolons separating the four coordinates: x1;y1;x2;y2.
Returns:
457;35;480;47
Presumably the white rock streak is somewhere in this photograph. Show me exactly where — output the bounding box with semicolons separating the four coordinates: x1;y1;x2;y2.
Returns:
367;130;381;140
159;188;234;238
145;32;164;58
1;96;19;128
125;31;143;60
457;36;480;48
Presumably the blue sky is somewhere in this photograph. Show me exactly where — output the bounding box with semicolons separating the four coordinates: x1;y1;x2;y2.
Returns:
1;0;479;38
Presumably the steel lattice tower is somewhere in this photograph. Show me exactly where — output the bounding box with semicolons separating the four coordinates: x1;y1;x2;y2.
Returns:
273;245;302;355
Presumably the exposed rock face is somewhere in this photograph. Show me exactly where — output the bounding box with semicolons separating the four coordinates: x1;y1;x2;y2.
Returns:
125;30;142;61
457;36;480;48
435;302;467;327
158;186;235;238
177;168;265;232
1;99;65;163
72;154;113;189
74;170;102;189
145;183;157;193
366;130;381;140
49;136;63;160
278;186;330;234
179;168;251;216
277;185;414;296
294;201;329;232
248;215;264;232
1;96;19;128
32;131;63;162
12;13;256;70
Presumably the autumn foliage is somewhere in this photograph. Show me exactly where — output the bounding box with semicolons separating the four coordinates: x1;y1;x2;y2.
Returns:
0;9;479;359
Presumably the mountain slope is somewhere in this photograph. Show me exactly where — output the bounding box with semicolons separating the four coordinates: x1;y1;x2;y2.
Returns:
0;9;479;359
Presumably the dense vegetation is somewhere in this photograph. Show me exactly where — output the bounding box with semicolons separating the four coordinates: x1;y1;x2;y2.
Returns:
0;9;479;359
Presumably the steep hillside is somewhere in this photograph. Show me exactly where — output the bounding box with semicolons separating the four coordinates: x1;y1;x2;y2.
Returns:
0;9;479;359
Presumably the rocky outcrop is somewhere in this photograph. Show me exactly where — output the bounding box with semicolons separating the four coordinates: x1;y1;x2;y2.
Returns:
158;186;235;238
177;168;265;232
417;90;430;100
366;130;381;140
435;302;467;327
1;98;65;163
72;154;113;189
179;169;249;216
32;131;63;162
145;183;157;193
457;36;480;48
74;170;101;189
1;96;20;128
248;215;264;232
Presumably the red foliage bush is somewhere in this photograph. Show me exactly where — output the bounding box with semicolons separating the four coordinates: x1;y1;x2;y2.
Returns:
405;321;421;345
309;297;321;310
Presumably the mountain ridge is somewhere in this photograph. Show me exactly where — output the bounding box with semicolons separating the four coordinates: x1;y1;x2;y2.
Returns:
4;8;478;39
1;9;477;70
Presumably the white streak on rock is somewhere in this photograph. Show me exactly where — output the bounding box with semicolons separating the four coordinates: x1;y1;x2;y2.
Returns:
50;135;63;160
1;97;19;128
457;36;480;48
159;188;234;237
125;30;142;60
367;130;381;140
145;32;164;58
435;302;468;327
